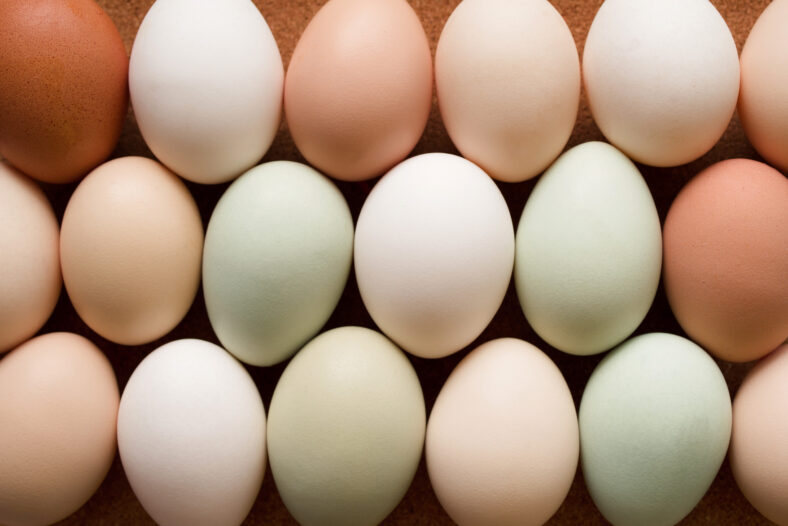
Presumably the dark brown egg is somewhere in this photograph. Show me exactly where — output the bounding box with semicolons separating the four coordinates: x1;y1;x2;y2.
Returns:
0;0;128;184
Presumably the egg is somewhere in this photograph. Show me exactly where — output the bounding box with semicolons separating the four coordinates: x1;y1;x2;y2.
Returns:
130;0;283;184
203;161;353;366
117;339;266;526
268;327;425;526
0;162;61;353
354;153;514;359
730;344;788;526
663;159;788;362
515;142;662;356
739;0;788;172
435;0;579;182
0;333;119;526
426;338;578;526
0;0;128;184
583;0;739;167
285;0;432;181
579;333;731;526
60;157;203;345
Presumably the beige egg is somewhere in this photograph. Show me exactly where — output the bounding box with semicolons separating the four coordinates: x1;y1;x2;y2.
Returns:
60;157;204;345
0;162;61;353
0;332;119;526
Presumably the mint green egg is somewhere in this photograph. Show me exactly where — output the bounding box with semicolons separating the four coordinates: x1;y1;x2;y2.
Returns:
203;161;353;366
579;333;731;526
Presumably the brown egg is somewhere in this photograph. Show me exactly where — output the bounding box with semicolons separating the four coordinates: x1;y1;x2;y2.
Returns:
663;159;788;362
0;332;119;526
284;0;432;181
0;0;128;184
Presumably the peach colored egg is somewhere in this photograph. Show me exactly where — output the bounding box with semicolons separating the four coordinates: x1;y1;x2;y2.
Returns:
739;0;788;173
60;157;203;346
0;162;61;353
0;332;119;526
284;0;432;181
436;0;580;182
0;0;128;184
663;159;788;362
730;344;788;526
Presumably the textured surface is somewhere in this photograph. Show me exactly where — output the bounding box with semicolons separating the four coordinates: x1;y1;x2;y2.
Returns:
38;0;777;524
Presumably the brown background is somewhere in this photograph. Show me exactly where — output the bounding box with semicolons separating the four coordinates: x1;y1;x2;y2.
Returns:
38;0;775;524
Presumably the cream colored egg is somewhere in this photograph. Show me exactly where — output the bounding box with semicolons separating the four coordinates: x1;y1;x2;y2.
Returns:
436;0;580;182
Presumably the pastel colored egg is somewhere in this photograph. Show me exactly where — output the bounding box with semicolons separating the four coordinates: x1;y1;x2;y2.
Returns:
663;159;788;362
583;0;739;167
436;0;580;182
203;161;353;366
117;339;266;526
0;162;61;353
354;153;514;359
515;142;662;356
579;333;731;526
285;0;432;181
268;327;425;526
60;157;204;345
130;0;283;184
0;333;119;526
426;338;578;526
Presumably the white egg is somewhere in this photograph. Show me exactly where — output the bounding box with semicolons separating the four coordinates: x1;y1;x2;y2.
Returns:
354;153;514;359
130;0;283;184
583;0;739;167
515;142;662;356
117;339;266;526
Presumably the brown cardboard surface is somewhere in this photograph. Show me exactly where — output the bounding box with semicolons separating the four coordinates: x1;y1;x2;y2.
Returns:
39;0;775;524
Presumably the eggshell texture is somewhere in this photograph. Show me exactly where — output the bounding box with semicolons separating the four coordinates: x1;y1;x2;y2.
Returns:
130;0;283;184
663;159;788;362
739;0;788;172
583;0;739;167
426;338;578;526
0;162;61;353
515;142;661;356
0;0;128;184
268;327;425;526
118;339;266;526
579;333;732;526
285;0;432;181
730;344;788;526
354;153;514;359
203;161;353;366
0;333;119;526
60;157;203;345
435;0;579;182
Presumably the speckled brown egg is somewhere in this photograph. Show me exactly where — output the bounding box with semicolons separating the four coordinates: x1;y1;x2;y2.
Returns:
0;0;128;184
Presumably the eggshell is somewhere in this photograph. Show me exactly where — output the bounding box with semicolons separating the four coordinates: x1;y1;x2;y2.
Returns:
0;0;128;183
730;344;788;526
0;333;119;526
739;0;788;172
579;333;732;526
515;142;662;356
130;0;283;184
435;0;579;182
268;327;425;526
203;161;353;366
663;159;788;362
0;162;61;353
426;338;578;526
117;339;266;526
285;0;432;181
354;153;514;359
60;157;203;345
583;0;739;167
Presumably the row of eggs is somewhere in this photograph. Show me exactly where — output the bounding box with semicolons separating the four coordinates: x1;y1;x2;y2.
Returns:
2;0;788;186
3;329;788;526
